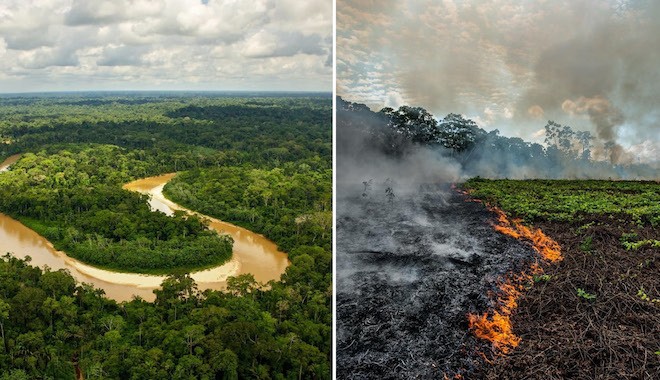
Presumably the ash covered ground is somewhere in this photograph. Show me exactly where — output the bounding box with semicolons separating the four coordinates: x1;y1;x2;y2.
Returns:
336;183;536;379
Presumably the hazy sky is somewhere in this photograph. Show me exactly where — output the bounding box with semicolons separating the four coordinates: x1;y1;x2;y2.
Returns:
338;0;659;163
0;0;332;92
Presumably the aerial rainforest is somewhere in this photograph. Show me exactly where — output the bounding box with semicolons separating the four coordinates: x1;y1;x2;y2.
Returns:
0;93;332;379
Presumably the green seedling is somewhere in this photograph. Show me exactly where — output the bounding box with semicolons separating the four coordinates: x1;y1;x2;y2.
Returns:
576;222;594;233
620;232;639;244
637;287;660;303
579;236;593;252
576;288;596;300
625;239;660;251
533;274;552;283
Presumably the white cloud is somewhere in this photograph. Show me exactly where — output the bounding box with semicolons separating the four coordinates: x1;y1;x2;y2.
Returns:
0;0;331;91
242;30;326;59
242;30;279;58
18;46;78;69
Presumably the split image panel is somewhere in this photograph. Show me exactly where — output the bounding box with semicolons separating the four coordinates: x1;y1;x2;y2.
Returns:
0;1;658;379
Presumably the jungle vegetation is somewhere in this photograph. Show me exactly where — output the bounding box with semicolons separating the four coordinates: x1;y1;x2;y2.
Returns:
0;92;332;379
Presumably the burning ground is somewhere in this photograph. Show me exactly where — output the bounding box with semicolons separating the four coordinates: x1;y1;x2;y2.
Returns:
467;179;660;379
336;183;544;378
336;97;659;378
337;179;659;379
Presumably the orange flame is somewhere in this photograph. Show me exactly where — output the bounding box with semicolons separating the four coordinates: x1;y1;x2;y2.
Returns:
467;264;542;354
468;311;519;353
490;207;562;263
458;189;563;355
453;186;483;204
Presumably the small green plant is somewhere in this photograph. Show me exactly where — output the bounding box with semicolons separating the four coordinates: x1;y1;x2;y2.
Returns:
620;232;639;244
624;239;660;251
576;222;595;233
533;274;552;283
579;236;593;252
577;288;596;300
637;287;660;303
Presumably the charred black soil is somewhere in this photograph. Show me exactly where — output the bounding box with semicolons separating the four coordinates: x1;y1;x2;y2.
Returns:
336;185;541;379
476;216;660;380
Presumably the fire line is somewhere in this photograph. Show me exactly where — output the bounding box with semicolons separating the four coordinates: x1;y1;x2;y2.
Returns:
457;186;563;355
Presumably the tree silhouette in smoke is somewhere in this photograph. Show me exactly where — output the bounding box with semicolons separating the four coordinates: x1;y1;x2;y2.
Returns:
544;120;594;161
385;186;395;203
378;107;482;154
338;96;657;179
362;179;373;197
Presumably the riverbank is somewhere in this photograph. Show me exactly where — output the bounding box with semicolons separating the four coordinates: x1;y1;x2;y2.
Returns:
124;173;289;285
0;155;287;301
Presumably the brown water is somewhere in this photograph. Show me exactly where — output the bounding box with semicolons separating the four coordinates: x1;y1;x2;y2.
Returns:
0;154;21;172
123;173;289;286
0;157;288;302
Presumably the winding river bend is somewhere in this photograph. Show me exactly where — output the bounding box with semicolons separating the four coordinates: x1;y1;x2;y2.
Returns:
0;157;289;302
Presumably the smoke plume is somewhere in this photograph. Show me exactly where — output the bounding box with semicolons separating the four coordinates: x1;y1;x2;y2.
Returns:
337;97;658;183
338;0;660;165
561;96;631;163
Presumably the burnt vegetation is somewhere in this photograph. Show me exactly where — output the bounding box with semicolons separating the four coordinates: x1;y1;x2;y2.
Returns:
467;179;659;379
337;97;659;379
337;185;541;379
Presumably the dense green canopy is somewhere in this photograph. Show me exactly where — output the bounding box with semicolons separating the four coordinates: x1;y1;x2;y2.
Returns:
0;93;332;379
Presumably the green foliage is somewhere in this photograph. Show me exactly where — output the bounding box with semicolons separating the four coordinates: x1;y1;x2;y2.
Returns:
579;236;593;252
164;165;332;253
464;179;660;227
636;287;660;303
576;222;595;233
373;106;484;156
0;146;232;273
620;232;639;243
620;232;660;250
160;163;333;379
0;94;332;379
533;274;552;283
0;253;330;379
544;120;594;160
622;239;660;251
576;288;597;300
0;95;331;171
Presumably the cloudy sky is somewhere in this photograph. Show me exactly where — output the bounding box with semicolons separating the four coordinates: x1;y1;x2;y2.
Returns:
0;0;332;92
338;0;659;163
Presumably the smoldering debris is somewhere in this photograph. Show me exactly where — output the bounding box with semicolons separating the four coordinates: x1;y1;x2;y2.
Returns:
336;184;538;379
335;84;657;378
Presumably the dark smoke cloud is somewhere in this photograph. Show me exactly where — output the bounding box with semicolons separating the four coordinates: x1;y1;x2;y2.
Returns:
561;97;623;142
338;0;660;165
560;96;630;163
517;1;660;163
337;97;658;183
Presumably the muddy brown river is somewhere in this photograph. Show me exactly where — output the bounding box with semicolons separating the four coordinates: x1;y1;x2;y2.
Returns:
0;156;289;302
